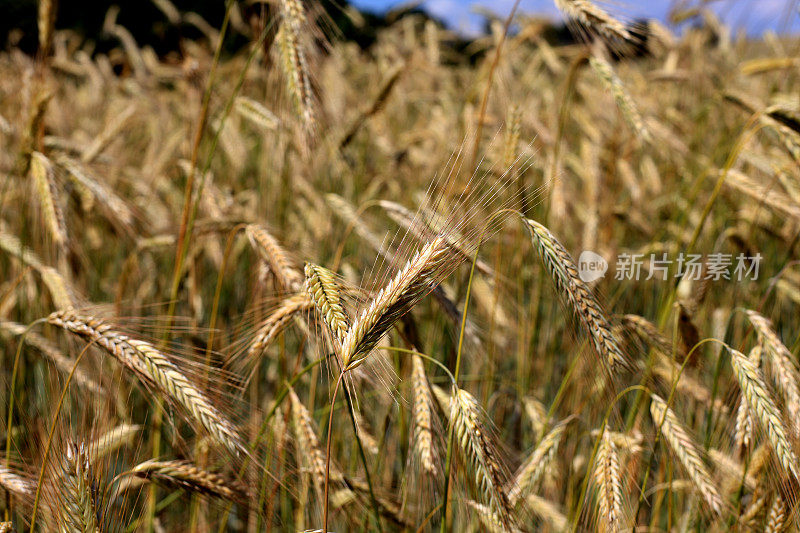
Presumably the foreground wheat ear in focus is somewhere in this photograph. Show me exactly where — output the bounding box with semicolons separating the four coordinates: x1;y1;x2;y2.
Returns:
1;0;800;530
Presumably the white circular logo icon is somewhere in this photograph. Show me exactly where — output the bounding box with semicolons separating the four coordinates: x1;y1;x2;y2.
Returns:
577;250;608;282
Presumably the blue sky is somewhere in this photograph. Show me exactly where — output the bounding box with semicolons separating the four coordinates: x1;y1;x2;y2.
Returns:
348;0;798;36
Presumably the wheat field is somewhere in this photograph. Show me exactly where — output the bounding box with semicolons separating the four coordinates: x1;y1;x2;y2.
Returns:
1;0;800;531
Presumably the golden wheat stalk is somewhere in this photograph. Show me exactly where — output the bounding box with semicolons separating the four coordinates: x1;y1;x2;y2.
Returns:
554;0;634;44
54;154;137;234
47;310;241;455
467;500;522;533
725;169;800;222
37;0;57;57
0;320;101;394
131;460;244;501
0;464;34;499
739;486;768;528
525;494;568;530
30;151;68;248
708;449;756;491
277;0;315;132
234;96;280;131
304;262;350;345
746;310;800;437
734;345;762;454
247;293;313;362
89;424;141;463
729;348;800;482
353;410;379;455
340;237;454;372
523;218;634;373
764;494;787;533
288;386;346;495
58;441;100;533
340;63;405;149
0;229;76;309
410;354;439;477
450;387;516;530
649;395;724;515
621;314;674;357
589;56;650;142
508;418;569;506
245;224;303;292
594;430;625;531
81;103;138;164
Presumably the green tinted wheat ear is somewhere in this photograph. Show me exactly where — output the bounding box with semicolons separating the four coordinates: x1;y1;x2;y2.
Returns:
410;354;439;477
523;219;634;373
508;418;569;506
277;0;315;132
746;310;800;438
594;430;625;531
451;387;516;530
304;263;350;345
246;224;303;292
340;237;453;372
131;460;245;501
47;310;242;455
58;442;100;533
589;57;650;142
30;151;68;248
729;348;800;482
649;395;724;516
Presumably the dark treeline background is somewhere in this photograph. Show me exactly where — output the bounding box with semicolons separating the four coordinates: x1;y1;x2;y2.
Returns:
1;0;592;61
1;0;411;55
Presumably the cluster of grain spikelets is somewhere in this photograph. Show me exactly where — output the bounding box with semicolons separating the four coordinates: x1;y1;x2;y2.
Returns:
554;0;638;55
729;347;800;484
523;218;635;375
409;354;441;479
450;387;517;531
276;0;316;137
649;394;726;516
592;429;627;532
129;460;246;502
507;417;569;507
